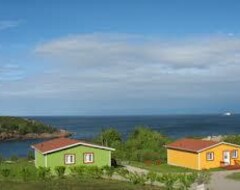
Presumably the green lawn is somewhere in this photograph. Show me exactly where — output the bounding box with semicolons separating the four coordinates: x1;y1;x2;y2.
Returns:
226;172;240;181
0;178;162;190
129;161;196;173
0;160;163;190
0;159;37;180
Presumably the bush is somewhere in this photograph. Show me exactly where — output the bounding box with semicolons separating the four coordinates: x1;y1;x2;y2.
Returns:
20;167;31;181
0;168;11;178
147;171;157;185
70;166;86;178
157;174;178;190
0;154;4;163
27;151;34;160
85;166;103;179
37;167;51;181
10;155;18;161
127;171;147;185
177;173;198;189
197;171;211;185
54;166;66;178
102;165;115;178
116;168;129;178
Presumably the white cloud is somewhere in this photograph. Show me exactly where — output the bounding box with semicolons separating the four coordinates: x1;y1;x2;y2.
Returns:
1;33;240;115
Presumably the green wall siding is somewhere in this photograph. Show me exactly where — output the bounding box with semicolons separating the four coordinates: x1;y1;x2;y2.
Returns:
35;150;45;167
35;145;111;170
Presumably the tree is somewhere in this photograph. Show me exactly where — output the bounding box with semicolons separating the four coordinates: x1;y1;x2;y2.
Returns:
95;128;121;147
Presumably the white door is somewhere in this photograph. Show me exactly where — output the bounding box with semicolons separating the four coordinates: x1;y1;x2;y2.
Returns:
223;151;230;165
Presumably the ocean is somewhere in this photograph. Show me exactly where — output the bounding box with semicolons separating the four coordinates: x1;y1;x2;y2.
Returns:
0;114;240;157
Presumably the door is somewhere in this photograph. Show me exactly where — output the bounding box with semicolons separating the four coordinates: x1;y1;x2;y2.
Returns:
223;151;230;165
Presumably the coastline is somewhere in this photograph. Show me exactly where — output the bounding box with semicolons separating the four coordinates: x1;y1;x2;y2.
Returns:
0;129;72;141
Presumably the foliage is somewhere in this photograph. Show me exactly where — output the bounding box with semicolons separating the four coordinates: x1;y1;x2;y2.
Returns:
126;171;147;185
86;166;103;179
0;168;11;178
102;165;115;178
10;155;19;161
95;128;122;147
27;151;35;160
37;167;51;181
20;167;31;181
147;171;157;185
0;154;4;163
129;161;194;173
123;127;171;162
224;135;240;145
196;171;211;185
0;116;56;135
70;166;85;178
0;178;161;190
116;168;129;178
54;166;66;178
157;174;178;190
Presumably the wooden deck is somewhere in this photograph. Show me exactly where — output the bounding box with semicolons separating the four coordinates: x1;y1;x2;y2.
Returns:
224;165;240;170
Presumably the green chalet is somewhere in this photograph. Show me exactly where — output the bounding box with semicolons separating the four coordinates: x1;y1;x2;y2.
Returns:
31;137;115;170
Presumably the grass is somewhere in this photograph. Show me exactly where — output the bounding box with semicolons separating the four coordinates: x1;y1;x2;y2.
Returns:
129;161;196;173
0;178;162;190
226;172;240;181
0;160;163;190
0;159;37;180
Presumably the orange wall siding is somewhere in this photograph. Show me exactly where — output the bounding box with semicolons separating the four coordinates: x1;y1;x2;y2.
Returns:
200;144;240;169
167;149;199;170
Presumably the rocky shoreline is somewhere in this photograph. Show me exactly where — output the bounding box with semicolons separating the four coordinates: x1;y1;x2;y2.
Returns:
0;129;72;141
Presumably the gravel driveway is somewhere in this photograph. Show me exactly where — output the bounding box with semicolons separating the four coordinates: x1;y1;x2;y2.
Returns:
209;170;240;190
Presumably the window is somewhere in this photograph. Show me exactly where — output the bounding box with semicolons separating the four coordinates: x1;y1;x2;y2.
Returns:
84;153;94;163
206;152;214;161
232;150;238;159
65;154;75;164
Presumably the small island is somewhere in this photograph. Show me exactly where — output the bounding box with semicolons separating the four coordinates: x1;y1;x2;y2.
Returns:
0;116;71;141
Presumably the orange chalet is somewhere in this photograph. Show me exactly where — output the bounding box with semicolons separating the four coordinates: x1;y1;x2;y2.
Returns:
165;138;240;170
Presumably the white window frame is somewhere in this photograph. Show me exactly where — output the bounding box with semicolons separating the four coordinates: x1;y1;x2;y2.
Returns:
206;152;214;161
232;150;238;159
84;153;94;163
64;154;75;164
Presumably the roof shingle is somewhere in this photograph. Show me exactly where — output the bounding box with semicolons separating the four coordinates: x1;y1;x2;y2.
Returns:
165;138;220;153
32;137;115;154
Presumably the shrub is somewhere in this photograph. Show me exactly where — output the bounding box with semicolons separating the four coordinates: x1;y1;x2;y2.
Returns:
27;151;34;160
157;174;178;190
54;166;66;178
85;166;103;179
20;167;31;181
10;155;18;161
127;171;147;185
70;166;86;178
0;168;11;178
116;168;129;178
37;167;51;181
147;171;157;185
197;171;211;185
177;173;198;189
0;154;4;163
102;165;115;178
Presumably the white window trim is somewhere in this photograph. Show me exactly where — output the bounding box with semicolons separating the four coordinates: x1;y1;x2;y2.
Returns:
206;152;214;161
84;153;94;163
232;150;238;159
64;154;75;165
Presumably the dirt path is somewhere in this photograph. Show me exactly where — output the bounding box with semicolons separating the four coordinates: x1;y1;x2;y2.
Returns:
123;165;149;174
209;170;240;190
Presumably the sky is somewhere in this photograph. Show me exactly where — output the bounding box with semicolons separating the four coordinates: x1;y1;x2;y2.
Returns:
1;0;240;116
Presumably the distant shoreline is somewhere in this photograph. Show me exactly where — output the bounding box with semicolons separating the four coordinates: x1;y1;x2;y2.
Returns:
0;129;72;142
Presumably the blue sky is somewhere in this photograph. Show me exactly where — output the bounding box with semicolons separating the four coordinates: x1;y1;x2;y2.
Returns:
1;0;240;115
